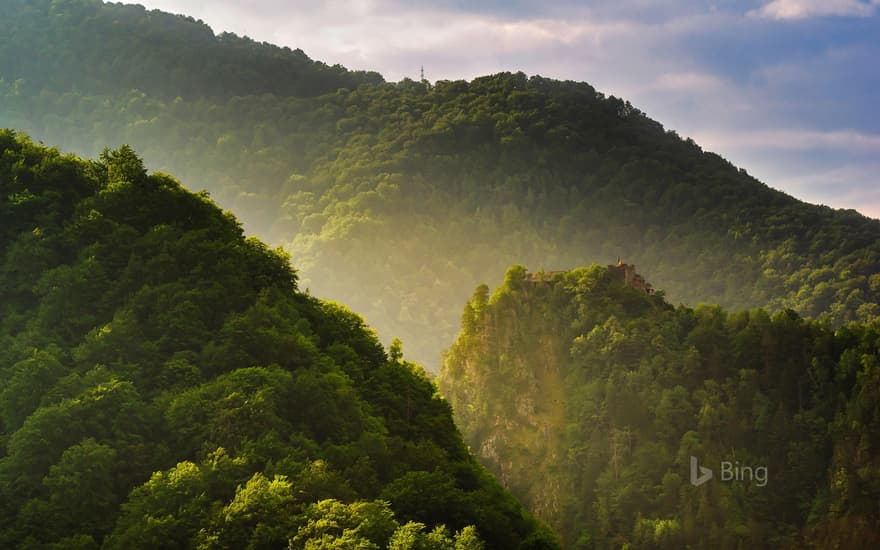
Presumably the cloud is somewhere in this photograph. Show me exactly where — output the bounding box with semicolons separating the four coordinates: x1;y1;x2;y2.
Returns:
648;71;725;92
692;128;880;152
748;0;879;20
138;1;735;82
773;164;880;219
138;0;642;79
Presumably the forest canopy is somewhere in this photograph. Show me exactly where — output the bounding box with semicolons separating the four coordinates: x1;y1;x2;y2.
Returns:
440;266;880;548
0;133;558;549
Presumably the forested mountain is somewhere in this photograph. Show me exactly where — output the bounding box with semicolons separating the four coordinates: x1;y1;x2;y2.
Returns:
0;132;559;549
439;266;880;548
0;0;382;99
2;0;879;371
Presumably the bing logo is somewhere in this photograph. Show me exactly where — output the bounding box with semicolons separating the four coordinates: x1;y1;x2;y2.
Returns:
690;455;768;487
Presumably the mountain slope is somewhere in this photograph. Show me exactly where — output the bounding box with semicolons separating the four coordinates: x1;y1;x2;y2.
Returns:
0;0;382;99
439;266;880;548
0;132;558;549
1;0;879;370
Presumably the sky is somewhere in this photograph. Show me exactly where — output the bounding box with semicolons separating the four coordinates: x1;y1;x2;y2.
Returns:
137;0;880;218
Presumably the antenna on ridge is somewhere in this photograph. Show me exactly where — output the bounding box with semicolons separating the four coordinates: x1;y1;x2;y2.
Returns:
420;65;425;83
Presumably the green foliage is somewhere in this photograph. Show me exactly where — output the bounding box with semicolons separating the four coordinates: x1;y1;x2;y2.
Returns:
39;438;119;537
440;267;880;548
387;522;485;550
104;460;216;549
0;2;877;372
197;472;298;549
290;499;398;549
0;136;549;549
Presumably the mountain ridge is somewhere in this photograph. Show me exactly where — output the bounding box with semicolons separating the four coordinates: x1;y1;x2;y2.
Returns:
1;0;878;371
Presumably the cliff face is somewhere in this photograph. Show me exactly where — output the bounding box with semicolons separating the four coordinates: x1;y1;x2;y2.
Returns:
440;265;880;549
456;330;567;525
440;266;641;541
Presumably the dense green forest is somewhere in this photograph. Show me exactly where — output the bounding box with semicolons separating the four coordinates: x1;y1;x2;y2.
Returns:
0;132;560;549
439;266;880;548
2;0;878;369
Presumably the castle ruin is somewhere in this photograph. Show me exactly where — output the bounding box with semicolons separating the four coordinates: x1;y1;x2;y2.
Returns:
607;258;655;295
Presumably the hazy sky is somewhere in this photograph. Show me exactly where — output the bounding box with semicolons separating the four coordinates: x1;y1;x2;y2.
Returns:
137;0;880;218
